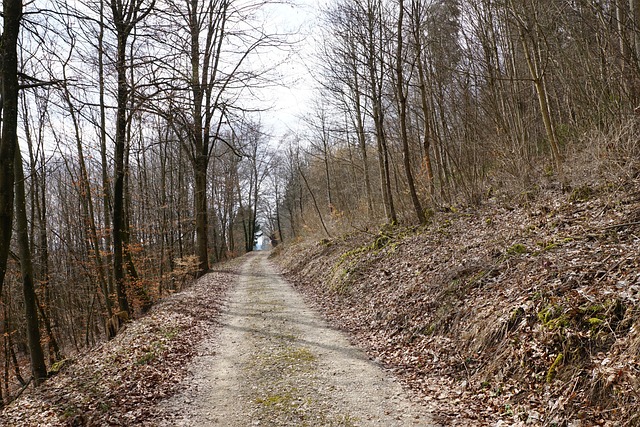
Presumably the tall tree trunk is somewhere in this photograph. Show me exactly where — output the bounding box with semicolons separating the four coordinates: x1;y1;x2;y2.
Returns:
0;0;22;298
14;148;47;385
396;0;425;224
99;0;115;305
112;32;131;316
188;0;210;274
352;74;374;216
22;98;61;363
109;0;154;320
410;0;435;201
366;2;397;224
510;0;562;172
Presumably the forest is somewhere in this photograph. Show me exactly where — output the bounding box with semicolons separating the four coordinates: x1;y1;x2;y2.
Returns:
0;0;639;411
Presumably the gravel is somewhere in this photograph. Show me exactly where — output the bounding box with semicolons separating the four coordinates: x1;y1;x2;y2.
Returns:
154;251;437;426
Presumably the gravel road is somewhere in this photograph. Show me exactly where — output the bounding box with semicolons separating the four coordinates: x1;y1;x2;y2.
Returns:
156;251;436;426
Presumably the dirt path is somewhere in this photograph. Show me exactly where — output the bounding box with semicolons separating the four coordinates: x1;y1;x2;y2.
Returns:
156;251;436;426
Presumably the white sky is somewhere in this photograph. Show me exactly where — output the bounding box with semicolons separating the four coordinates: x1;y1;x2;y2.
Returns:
257;0;327;141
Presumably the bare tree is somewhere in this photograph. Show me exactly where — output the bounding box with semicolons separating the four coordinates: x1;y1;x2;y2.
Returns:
14;148;48;385
507;0;562;172
153;0;289;273
110;0;155;317
394;0;426;223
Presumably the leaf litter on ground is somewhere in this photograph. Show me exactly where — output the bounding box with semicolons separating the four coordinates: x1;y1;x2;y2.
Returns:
0;263;237;426
273;178;640;427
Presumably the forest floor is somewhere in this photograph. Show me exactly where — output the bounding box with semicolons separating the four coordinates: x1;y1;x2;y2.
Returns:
273;178;640;426
0;251;440;426
3;178;640;426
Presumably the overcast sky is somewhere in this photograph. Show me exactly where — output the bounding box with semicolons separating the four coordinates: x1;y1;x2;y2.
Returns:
257;0;327;141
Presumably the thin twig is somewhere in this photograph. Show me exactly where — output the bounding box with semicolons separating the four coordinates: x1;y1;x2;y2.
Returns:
602;221;640;230
8;377;32;404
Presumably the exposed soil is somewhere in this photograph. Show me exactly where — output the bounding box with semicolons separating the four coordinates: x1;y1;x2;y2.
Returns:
153;251;436;426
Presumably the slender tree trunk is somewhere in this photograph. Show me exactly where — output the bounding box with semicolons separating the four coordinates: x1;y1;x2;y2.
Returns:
396;0;425;224
62;83;113;318
410;0;435;200
298;166;332;238
3;300;25;389
274;183;283;242
367;1;397;224
35;298;60;363
368;58;396;221
629;0;640;103
99;0;115;305
14;148;47;385
521;39;562;170
22;101;61;363
618;0;632;88
352;74;374;215
510;0;562;171
320;121;333;209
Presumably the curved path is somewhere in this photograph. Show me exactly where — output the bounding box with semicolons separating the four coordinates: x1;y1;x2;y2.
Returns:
157;251;436;426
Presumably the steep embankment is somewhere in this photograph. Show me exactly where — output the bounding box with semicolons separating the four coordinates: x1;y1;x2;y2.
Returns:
0;265;236;426
273;180;640;426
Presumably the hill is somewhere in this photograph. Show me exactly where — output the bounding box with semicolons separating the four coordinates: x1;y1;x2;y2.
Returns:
272;179;640;426
0;268;234;426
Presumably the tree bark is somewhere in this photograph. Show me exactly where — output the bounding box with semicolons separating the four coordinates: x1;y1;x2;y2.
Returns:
410;0;435;201
351;73;374;216
366;0;397;224
99;0;115;308
14;148;47;385
22;97;61;363
510;0;562;172
0;0;22;298
112;30;131;316
110;0;154;317
396;0;426;224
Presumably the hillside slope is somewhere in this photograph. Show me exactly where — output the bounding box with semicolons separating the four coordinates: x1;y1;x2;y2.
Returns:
0;266;235;426
272;180;640;426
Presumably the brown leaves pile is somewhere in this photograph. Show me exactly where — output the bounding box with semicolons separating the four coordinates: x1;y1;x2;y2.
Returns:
0;268;234;426
274;179;640;426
